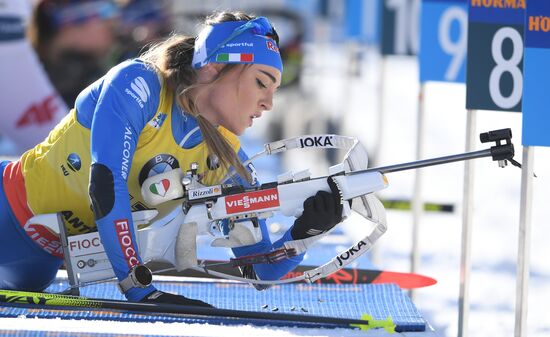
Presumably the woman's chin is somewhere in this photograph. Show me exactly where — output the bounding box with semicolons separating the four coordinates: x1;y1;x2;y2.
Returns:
225;124;245;136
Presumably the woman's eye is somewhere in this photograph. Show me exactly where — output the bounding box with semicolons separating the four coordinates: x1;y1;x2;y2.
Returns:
256;78;267;89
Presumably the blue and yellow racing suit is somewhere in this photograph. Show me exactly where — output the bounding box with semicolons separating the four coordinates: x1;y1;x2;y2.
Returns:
0;59;303;300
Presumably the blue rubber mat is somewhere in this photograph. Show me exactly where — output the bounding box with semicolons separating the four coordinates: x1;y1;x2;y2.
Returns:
1;332;170;337
0;279;426;332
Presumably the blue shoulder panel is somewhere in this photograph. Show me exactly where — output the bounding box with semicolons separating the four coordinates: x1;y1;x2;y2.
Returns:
75;59;161;129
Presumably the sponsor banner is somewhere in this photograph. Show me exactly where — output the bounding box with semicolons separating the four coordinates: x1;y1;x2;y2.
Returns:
114;219;139;268
522;1;550;146
188;185;222;201
469;0;525;25
336;240;368;267
16;94;60;128
68;231;103;256
266;40;279;53
0;16;25;41
425;0;466;3
61;210;94;233
298;135;335;148
525;3;550;49
121;127;132;181
225;188;280;214
125;76;150;108
23;223;63;258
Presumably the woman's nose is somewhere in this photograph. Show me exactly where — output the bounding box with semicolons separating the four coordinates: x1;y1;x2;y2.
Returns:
260;92;274;111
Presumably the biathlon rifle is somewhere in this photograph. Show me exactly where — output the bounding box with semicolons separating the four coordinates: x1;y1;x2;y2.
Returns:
29;129;518;292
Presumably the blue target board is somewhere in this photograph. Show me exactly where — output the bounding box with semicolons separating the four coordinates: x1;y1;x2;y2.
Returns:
465;0;525;112
345;0;381;44
522;1;550;146
381;0;420;55
419;0;468;83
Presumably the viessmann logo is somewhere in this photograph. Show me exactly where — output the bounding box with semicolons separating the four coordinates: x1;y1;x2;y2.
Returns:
225;188;280;214
125;76;150;108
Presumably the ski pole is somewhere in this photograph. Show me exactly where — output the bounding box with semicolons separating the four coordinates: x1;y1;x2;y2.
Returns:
0;289;392;330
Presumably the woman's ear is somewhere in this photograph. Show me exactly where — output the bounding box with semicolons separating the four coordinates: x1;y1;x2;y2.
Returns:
196;63;224;83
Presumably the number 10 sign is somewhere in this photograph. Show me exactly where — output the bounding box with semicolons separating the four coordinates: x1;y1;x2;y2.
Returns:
466;0;525;112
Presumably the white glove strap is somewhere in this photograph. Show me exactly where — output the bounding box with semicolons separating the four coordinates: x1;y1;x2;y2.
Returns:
283;230;331;255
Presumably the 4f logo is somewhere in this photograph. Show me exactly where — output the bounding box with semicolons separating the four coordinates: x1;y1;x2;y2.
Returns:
16;94;59;127
299;136;334;148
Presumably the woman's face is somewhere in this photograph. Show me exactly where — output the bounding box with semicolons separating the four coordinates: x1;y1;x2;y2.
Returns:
198;64;281;135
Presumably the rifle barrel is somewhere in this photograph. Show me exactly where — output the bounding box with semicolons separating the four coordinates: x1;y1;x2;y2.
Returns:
355;149;492;175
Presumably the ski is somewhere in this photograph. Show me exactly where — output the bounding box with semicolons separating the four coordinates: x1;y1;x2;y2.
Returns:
281;265;437;289
149;262;437;289
381;198;454;213
0;289;391;330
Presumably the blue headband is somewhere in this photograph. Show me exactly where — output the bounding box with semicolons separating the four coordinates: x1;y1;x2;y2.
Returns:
192;17;283;73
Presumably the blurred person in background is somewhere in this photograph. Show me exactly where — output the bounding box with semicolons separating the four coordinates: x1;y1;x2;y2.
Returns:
114;0;173;61
0;0;121;154
0;11;344;307
27;0;119;107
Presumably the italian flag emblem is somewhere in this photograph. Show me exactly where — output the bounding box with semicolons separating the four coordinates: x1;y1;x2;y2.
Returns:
216;53;254;62
150;179;170;197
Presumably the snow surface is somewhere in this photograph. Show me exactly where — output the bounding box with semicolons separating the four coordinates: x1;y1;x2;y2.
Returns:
1;47;549;337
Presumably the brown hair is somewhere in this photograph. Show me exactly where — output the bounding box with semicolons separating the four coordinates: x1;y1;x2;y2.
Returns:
140;11;264;183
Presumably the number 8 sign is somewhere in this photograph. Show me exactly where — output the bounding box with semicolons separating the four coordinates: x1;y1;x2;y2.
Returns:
466;0;525;112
